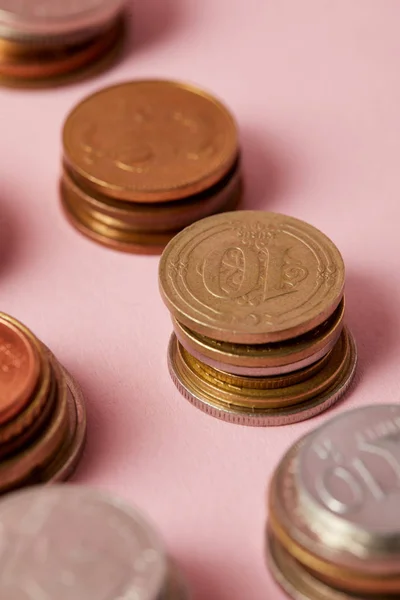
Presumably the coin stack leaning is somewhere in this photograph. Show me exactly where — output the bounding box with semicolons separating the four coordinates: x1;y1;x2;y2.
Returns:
0;485;189;599
0;0;127;86
159;211;357;426
266;404;400;599
61;79;241;254
0;312;86;493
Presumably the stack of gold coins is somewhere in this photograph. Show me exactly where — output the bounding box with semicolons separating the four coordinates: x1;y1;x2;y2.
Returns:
0;312;86;493
266;404;400;599
159;211;357;426
0;0;127;86
0;485;189;599
61;80;241;254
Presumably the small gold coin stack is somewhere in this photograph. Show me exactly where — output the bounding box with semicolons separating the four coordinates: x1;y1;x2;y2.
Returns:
266;405;400;599
0;0;127;86
61;80;241;254
0;313;86;493
159;211;357;426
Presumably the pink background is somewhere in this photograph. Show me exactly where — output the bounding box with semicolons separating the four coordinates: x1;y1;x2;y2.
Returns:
1;1;399;597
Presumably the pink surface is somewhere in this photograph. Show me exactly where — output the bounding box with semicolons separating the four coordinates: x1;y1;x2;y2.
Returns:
1;1;399;597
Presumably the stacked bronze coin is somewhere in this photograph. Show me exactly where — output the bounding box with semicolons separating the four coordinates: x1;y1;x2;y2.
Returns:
61;80;241;254
0;484;189;599
159;211;357;426
266;404;400;599
0;0;126;86
0;313;86;493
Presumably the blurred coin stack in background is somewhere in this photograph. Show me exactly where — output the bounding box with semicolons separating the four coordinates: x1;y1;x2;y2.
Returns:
0;313;86;493
0;485;189;599
0;0;127;86
61;80;241;254
266;404;400;599
159;211;357;426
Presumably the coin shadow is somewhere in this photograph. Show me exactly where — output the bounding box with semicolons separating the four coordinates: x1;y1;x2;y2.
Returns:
126;0;186;53
345;271;400;376
240;128;296;211
178;557;236;600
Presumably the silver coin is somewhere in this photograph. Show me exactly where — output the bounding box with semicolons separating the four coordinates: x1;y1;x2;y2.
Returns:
0;485;167;600
297;404;400;557
167;329;357;427
0;0;126;40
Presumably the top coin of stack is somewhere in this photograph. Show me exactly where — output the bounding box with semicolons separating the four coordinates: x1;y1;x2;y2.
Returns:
0;312;86;493
61;79;241;254
266;404;400;599
0;485;189;599
0;0;127;86
159;210;357;426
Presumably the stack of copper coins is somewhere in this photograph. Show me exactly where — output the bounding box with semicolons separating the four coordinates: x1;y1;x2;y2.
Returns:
61;80;241;254
266;404;400;599
0;485;189;599
159;211;357;426
0;313;86;493
0;0;126;86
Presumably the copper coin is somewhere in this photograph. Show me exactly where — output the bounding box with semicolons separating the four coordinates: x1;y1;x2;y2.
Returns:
172;299;344;370
167;328;357;426
62;80;239;202
0;314;40;425
61;157;242;234
0;17;122;82
61;174;241;255
0;485;168;600
159;211;345;344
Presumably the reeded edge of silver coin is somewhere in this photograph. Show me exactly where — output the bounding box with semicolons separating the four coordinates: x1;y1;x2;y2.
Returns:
266;528;359;600
0;0;127;40
167;329;357;427
174;323;339;377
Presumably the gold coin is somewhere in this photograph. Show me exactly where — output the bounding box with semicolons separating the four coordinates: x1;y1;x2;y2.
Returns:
62;80;239;202
172;299;344;370
159;211;345;344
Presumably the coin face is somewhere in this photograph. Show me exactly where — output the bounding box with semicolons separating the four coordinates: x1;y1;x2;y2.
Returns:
298;405;400;536
0;0;125;38
159;211;345;344
0;315;40;424
0;486;167;599
63;80;238;202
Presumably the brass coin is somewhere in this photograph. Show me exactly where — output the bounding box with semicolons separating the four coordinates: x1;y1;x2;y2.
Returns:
61;157;242;234
62;80;239;202
172;299;344;370
159;211;345;344
167;328;357;426
61;173;241;254
0;17;122;82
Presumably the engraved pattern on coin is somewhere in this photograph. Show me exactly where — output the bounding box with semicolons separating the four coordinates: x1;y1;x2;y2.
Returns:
298;405;400;533
160;211;345;342
0;486;167;599
63;81;238;199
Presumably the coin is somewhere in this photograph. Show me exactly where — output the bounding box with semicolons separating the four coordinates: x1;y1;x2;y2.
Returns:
167;327;356;426
0;314;41;425
171;299;344;372
0;0;126;41
159;211;345;344
62;80;239;202
0;485;170;600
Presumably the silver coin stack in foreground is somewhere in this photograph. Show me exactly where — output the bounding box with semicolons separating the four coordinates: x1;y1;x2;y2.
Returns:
266;404;400;599
0;485;188;600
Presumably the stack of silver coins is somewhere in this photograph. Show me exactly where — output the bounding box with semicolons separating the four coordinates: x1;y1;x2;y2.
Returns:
266;404;400;599
0;485;188;600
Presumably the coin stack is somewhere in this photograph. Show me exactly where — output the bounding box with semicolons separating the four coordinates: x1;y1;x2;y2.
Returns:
159;210;357;426
0;485;189;599
0;312;86;493
61;80;241;254
266;404;400;599
0;0;127;86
